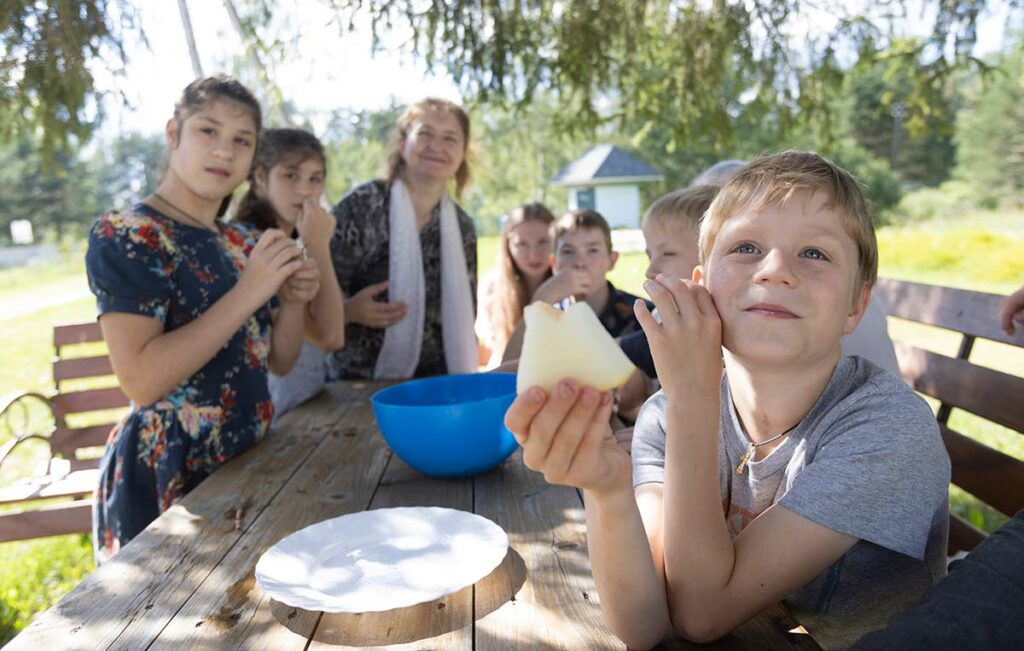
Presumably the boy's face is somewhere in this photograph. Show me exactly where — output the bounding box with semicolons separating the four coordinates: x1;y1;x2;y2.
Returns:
643;221;700;282
695;190;870;368
553;227;618;297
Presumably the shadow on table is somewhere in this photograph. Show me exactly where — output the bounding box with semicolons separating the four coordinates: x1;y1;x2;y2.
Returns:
269;545;527;646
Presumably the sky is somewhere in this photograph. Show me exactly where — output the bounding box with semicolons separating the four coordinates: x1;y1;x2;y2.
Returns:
92;0;1011;141
94;0;462;139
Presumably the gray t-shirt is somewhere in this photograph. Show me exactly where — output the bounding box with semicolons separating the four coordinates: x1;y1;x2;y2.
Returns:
632;356;950;650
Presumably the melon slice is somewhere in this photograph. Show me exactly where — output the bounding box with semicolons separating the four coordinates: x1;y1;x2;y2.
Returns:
517;301;636;394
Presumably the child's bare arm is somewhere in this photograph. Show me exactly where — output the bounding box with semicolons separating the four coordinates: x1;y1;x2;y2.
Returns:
505;384;673;649
297;198;346;350
101;230;302;405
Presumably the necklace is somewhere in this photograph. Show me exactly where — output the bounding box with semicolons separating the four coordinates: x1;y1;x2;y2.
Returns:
152;192;218;231
735;422;800;475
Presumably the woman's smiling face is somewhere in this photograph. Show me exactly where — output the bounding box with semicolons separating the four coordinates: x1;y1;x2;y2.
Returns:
399;109;466;183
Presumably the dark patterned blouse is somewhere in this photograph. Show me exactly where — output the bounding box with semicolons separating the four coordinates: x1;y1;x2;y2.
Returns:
327;180;477;380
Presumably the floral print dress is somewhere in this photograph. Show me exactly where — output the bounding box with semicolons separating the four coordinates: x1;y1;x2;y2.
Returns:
85;204;276;561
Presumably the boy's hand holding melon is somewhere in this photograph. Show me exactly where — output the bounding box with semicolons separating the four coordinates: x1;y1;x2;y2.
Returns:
516;302;635;394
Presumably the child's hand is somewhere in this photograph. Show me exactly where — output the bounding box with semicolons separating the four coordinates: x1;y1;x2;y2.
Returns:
279;258;320;304
1000;285;1024;335
504;381;631;496
295;198;336;250
533;269;592;303
237;229;306;308
635;274;723;403
345;281;409;329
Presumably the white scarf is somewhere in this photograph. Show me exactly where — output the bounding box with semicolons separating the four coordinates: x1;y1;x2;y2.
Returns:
373;179;477;379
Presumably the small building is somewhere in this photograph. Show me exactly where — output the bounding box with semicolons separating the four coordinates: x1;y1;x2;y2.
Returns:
550;144;663;229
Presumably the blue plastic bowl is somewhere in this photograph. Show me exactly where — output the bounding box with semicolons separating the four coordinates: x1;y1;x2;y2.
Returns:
371;373;519;478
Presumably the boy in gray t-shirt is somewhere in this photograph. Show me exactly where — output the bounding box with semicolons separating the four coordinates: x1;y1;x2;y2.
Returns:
504;152;950;650
633;355;949;649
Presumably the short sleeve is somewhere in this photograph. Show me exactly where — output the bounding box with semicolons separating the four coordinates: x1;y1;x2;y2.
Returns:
779;387;950;560
85;212;173;323
631;391;669;487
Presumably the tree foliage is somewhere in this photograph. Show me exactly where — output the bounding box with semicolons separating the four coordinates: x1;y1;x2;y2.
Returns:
1;1;139;158
954;39;1024;203
330;0;1020;150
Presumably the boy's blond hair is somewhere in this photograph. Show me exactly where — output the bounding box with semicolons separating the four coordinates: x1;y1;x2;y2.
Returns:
699;151;878;292
642;185;720;233
554;209;613;253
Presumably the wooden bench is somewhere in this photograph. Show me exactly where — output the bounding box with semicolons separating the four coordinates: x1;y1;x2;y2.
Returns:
874;278;1024;554
0;322;129;542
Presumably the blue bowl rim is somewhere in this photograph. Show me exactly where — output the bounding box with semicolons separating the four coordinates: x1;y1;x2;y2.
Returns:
371;372;516;408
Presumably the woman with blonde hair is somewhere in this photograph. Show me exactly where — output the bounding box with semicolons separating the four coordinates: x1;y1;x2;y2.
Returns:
326;98;478;379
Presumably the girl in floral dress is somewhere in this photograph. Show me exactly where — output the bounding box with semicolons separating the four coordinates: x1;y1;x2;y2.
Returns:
85;75;320;561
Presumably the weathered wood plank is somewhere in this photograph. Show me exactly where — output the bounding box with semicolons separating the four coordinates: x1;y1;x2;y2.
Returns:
473;449;624;650
52;355;115;383
53;322;103;347
305;455;476;650
893;341;1024;434
0;468;96;504
51;387;129;418
4;385;368;651
143;381;392;651
875;278;1022;347
51;423;116;457
0;500;92;542
943;425;1024;517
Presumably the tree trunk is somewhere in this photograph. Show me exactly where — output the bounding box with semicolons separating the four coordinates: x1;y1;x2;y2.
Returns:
176;0;204;79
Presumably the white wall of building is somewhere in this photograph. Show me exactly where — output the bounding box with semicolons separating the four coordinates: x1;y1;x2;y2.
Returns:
566;184;644;229
596;185;641;229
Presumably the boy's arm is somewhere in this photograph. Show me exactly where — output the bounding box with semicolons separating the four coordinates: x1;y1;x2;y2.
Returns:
639;275;857;641
505;385;673;649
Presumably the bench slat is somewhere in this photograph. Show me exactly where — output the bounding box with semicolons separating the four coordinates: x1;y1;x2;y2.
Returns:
52;355;115;384
50;423;116;457
876;278;1022;347
893;342;1024;434
51;387;130;417
0;469;98;505
53;322;103;348
943;425;1024;517
947;512;988;554
0;500;93;543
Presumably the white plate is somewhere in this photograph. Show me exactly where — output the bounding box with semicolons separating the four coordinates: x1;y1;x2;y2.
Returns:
255;506;509;612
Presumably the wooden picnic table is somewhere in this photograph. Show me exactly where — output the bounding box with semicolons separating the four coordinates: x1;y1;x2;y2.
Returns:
6;381;818;650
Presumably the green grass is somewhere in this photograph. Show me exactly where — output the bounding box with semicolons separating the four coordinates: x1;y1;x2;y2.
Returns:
0;535;94;643
0;218;1022;645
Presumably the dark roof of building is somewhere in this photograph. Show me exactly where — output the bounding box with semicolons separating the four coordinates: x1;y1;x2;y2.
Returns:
551;144;663;185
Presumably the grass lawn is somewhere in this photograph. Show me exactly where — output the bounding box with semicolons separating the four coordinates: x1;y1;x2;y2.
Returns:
0;215;1022;644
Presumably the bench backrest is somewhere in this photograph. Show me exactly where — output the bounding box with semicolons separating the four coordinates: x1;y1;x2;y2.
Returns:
50;322;129;462
874;278;1024;554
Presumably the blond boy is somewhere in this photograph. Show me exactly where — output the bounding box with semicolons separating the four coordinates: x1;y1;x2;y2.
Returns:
505;152;949;649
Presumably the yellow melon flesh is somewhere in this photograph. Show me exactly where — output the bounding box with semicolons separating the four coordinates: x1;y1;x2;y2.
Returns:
516;301;637;394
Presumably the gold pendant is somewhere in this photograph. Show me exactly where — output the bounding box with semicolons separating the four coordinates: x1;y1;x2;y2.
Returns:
735;443;755;475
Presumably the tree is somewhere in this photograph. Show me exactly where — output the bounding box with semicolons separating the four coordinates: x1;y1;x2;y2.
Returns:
954;39;1024;203
4;1;1020;161
1;1;139;159
838;44;958;187
326;0;1020;150
0;138;100;243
